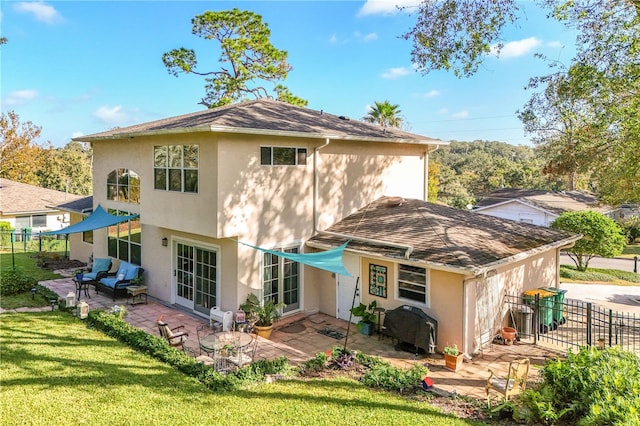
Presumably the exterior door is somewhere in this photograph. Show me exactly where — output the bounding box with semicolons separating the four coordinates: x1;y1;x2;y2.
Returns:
337;253;360;322
263;247;300;314
174;241;218;315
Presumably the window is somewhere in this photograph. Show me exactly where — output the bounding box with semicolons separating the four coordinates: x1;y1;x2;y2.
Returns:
15;215;47;229
107;169;140;203
107;209;141;265
260;147;307;166
154;145;198;193
82;230;93;244
397;264;429;305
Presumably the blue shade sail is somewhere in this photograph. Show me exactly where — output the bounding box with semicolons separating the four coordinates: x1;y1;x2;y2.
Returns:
43;204;139;235
238;240;352;277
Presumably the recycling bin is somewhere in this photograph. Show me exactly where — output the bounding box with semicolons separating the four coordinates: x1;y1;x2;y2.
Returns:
510;305;533;338
523;289;555;333
539;287;568;326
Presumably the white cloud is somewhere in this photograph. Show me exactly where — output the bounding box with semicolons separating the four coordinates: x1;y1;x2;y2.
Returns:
71;131;85;139
360;32;378;42
329;34;339;44
451;110;469;119
14;2;62;24
358;0;420;16
423;90;440;98
5;89;38;106
547;41;563;48
491;37;541;59
94;105;129;125
381;67;410;79
438;107;449;114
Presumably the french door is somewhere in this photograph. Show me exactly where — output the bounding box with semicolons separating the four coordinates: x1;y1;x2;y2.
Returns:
175;241;218;316
263;247;300;314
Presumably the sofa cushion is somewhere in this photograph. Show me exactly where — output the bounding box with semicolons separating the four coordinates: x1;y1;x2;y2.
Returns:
124;264;140;280
99;277;131;289
92;258;112;274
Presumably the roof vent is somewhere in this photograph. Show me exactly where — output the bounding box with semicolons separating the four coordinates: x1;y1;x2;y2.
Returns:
386;197;403;207
338;115;350;120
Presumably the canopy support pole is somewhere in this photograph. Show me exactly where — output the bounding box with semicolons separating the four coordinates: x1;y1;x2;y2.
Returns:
343;277;359;352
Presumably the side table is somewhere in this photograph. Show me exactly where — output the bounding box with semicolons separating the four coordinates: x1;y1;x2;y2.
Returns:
127;285;148;305
74;276;91;300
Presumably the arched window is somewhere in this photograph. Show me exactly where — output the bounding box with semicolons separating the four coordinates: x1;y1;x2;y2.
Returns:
107;169;140;203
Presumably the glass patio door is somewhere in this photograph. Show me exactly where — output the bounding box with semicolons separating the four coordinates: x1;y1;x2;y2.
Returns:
175;241;218;315
263;247;300;314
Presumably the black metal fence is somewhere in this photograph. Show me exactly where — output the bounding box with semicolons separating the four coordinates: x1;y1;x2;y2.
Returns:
0;230;69;265
505;292;640;355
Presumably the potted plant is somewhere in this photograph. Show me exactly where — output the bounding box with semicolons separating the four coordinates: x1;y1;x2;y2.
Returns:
240;293;285;339
443;343;464;371
349;300;377;336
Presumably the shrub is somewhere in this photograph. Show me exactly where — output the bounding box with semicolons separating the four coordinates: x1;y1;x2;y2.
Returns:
527;346;640;425
0;267;37;296
0;221;12;247
361;362;429;394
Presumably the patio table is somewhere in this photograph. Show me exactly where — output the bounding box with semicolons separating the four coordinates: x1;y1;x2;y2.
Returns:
199;331;253;353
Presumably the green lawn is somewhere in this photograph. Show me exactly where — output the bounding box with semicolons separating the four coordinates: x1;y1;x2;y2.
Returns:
0;312;478;426
0;252;62;281
621;244;640;258
560;264;640;285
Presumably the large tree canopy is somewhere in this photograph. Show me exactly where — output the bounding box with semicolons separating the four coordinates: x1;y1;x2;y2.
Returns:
162;8;307;108
405;0;640;205
0;111;46;185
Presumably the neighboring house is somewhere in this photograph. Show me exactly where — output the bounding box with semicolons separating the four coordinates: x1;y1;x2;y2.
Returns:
0;178;84;236
609;204;640;222
74;99;579;355
54;196;94;264
473;188;612;227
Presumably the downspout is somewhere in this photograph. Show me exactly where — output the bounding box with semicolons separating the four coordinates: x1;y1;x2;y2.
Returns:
313;137;414;260
462;276;473;358
424;145;439;201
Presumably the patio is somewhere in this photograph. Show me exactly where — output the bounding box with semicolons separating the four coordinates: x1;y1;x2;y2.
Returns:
32;271;565;401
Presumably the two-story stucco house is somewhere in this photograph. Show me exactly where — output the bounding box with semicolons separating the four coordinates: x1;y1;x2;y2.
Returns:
74;99;580;355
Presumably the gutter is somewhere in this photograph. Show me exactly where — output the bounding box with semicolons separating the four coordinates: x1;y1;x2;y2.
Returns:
312;138;414;260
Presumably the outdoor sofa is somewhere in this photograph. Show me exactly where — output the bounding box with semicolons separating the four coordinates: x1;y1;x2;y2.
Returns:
96;261;143;301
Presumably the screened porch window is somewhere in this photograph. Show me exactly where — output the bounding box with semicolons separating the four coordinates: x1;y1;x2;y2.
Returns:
397;264;429;305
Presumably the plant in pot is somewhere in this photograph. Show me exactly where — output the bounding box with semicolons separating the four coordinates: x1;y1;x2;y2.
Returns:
239;293;285;339
443;343;464;372
349;300;377;336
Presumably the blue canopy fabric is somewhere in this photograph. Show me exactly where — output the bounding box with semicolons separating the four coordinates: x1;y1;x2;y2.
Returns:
44;204;139;235
238;240;352;277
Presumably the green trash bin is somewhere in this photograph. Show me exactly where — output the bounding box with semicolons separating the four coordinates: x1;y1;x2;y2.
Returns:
539;287;568;326
523;289;555;333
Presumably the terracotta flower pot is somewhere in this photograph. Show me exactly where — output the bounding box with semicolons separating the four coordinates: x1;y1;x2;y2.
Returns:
254;324;273;339
501;326;517;344
444;352;464;371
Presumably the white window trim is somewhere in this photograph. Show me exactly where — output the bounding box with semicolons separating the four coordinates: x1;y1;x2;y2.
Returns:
395;263;431;308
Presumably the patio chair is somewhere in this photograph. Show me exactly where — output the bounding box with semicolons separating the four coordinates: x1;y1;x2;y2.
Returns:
81;257;112;286
157;320;189;350
228;333;259;368
196;324;215;356
486;358;530;407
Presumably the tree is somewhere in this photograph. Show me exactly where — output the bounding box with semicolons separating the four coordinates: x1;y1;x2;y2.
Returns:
551;211;626;271
162;8;306;108
404;0;640;205
0;111;47;185
362;100;403;128
37;142;93;195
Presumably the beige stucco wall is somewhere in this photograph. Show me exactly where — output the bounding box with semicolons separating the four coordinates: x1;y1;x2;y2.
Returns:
67;211;93;263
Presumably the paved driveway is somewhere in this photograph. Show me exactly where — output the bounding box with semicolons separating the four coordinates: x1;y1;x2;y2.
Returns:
560;282;640;314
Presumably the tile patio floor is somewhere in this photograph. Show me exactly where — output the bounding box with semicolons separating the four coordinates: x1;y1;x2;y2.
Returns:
24;270;566;402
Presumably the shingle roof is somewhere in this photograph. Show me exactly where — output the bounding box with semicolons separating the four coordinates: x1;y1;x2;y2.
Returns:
307;196;580;275
75;98;443;145
0;179;85;215
54;196;93;214
474;189;610;215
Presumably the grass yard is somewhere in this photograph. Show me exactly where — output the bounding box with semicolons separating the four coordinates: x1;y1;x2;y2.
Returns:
0;312;478;426
560;264;640;285
621;243;640;258
0;252;62;281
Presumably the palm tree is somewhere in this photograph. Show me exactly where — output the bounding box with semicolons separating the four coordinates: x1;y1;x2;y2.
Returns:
363;100;403;128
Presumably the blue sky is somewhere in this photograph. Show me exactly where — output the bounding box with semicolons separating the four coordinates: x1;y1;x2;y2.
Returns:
2;1;577;148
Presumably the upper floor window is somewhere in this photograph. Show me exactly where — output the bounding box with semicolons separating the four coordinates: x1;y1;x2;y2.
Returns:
107;169;140;203
397;264;429;306
154;145;199;193
260;147;307;166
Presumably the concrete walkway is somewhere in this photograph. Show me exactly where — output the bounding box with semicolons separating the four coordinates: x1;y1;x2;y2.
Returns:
15;270;566;402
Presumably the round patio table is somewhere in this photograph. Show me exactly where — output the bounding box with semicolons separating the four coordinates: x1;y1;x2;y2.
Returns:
200;331;253;353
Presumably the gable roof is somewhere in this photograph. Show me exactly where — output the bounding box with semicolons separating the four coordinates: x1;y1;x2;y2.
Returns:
307;196;580;276
474;189;610;216
54;196;94;215
0;179;84;215
75;98;444;146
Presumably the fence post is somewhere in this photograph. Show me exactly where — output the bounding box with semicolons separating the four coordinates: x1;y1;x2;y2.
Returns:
608;309;613;348
586;303;592;347
533;293;539;345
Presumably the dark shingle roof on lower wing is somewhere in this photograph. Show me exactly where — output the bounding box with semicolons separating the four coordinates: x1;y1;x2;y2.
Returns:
307;197;580;275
